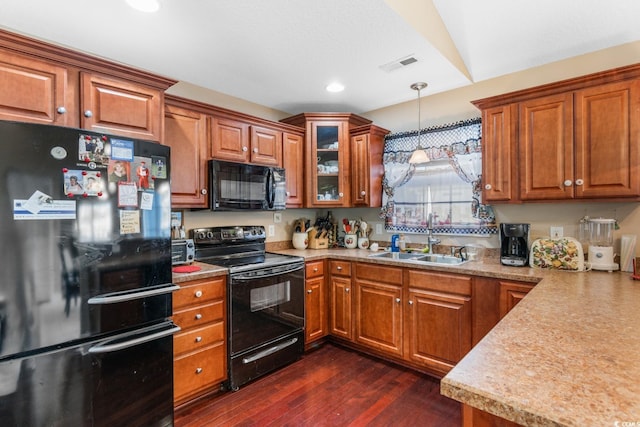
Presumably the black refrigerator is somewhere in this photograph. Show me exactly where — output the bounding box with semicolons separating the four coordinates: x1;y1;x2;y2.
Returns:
0;120;178;426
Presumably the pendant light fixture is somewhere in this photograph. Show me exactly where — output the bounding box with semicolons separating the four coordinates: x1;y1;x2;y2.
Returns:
408;82;430;164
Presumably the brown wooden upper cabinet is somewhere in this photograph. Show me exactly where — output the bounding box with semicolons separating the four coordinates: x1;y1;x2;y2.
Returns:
281;112;385;208
81;72;164;141
475;64;640;203
210;116;282;166
0;30;174;141
164;96;209;209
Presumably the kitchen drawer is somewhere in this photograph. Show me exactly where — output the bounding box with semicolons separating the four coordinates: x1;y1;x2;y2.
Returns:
330;260;351;277
174;343;226;404
406;269;472;295
306;260;325;278
173;277;225;310
354;262;401;284
174;322;224;356
172;300;224;330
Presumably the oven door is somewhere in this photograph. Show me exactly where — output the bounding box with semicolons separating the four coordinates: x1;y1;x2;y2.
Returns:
228;262;304;389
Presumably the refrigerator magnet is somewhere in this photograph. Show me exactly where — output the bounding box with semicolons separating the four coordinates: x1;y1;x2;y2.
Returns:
83;171;103;196
134;157;153;191
64;170;85;196
117;182;138;207
151;156;167;179
140;191;154;210
110;138;135;162
120;210;141;235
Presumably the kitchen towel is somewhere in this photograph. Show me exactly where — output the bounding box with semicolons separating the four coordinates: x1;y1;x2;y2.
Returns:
620;234;637;272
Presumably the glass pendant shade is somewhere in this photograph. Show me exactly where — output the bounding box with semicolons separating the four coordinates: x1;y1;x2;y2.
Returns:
408;82;430;164
409;149;430;164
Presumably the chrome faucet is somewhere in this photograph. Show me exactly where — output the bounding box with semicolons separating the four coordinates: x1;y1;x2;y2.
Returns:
426;213;441;254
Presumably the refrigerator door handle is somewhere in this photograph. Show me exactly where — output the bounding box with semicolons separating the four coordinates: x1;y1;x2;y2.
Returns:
88;324;181;354
87;283;180;305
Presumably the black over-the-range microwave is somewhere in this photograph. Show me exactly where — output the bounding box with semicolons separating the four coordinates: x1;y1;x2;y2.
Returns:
208;160;287;211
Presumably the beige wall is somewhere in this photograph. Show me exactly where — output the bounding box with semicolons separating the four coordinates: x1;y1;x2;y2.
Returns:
175;41;640;256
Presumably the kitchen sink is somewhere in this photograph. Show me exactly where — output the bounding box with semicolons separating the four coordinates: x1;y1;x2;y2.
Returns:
368;252;426;260
368;251;468;265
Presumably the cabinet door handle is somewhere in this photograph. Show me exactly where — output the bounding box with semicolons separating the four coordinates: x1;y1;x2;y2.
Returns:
195;367;203;374
338;192;344;198
360;190;366;196
286;191;290;196
253;147;259;153
201;188;208;195
575;179;584;186
395;298;401;303
195;313;202;320
345;288;350;293
195;336;202;343
307;289;312;294
242;146;248;152
563;179;573;187
84;110;93;118
408;300;413;305
485;184;492;190
57;106;67;114
195;290;203;298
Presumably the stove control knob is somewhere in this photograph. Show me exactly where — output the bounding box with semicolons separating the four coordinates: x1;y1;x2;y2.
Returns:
197;231;206;240
206;231;214;239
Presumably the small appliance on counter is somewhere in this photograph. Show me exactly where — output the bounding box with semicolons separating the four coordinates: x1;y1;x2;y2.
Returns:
500;223;530;266
587;218;619;272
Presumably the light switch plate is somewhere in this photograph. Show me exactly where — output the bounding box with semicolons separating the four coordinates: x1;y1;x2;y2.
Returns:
273;212;282;223
376;223;383;234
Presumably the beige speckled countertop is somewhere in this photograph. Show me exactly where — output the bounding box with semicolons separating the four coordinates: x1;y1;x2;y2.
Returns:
173;248;640;426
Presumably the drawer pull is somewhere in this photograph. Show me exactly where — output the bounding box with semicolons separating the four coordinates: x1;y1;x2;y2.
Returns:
194;290;203;298
336;266;342;271
195;336;202;343
195;313;203;320
313;267;318;272
195;367;203;374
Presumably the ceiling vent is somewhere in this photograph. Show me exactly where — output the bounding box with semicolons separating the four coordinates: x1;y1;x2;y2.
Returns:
379;54;418;73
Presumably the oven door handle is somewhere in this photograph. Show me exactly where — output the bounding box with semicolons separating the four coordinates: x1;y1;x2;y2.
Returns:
88;324;181;354
87;283;180;305
242;337;298;364
231;263;304;281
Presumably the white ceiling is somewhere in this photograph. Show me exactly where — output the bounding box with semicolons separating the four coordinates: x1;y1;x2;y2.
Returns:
2;0;640;115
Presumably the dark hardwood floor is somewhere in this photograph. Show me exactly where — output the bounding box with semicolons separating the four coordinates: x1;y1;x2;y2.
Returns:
175;343;461;427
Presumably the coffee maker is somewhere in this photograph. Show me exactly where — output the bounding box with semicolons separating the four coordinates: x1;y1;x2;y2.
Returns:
500;223;530;266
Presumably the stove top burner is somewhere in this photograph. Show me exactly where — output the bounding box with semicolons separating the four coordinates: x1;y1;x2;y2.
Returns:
190;225;302;273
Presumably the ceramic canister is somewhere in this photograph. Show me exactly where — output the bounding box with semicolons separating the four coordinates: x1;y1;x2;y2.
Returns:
292;232;308;249
344;234;357;249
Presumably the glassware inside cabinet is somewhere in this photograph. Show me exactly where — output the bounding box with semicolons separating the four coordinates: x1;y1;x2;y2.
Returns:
315;125;339;201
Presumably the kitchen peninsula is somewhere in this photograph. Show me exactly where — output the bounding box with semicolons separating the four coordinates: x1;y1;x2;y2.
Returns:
176;247;640;425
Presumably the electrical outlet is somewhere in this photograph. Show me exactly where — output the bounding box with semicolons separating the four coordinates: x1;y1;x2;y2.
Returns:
273;212;282;223
550;226;563;238
268;225;275;237
376;223;383;234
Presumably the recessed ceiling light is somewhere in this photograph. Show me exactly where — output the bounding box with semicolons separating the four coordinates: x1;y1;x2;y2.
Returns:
326;83;345;93
126;0;160;13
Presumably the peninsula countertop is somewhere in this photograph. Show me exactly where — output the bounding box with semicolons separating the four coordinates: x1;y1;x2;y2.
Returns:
173;248;640;425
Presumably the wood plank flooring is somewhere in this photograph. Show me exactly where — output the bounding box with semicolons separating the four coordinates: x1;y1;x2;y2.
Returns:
175;343;461;427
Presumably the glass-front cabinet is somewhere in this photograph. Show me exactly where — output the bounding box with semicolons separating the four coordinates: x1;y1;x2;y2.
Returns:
312;120;349;206
281;113;372;207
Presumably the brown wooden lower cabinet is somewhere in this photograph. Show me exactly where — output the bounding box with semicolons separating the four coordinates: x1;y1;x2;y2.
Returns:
172;276;227;407
329;260;353;340
463;404;520;427
354;263;403;356
304;260;328;347
405;269;472;375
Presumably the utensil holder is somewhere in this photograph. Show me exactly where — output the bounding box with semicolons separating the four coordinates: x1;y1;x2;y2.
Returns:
292;232;308;250
344;234;357;249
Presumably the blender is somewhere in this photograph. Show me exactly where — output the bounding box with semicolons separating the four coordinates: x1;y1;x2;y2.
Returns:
587;218;618;272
